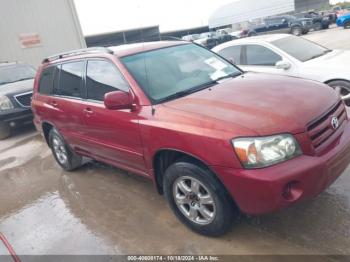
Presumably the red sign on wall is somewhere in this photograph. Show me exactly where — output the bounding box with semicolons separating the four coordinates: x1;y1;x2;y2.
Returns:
19;33;42;48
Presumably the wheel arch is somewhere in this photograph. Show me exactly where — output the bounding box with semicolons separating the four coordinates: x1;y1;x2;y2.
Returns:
152;149;229;195
324;78;350;85
42;121;55;146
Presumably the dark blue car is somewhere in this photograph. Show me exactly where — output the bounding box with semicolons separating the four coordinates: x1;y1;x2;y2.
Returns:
247;15;312;37
337;13;350;28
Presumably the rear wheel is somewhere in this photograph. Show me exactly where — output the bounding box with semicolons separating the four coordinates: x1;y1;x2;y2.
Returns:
49;128;82;171
328;80;350;106
0;122;10;140
314;22;322;31
291;26;302;36
163;161;238;236
248;31;257;37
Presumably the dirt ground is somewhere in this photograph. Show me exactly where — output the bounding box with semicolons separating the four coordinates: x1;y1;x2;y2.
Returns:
1;26;350;258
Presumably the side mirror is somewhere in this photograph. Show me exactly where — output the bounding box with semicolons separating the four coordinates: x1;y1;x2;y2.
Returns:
275;60;291;70
104;91;133;110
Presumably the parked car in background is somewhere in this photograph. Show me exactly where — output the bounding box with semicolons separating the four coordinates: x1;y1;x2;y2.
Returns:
295;11;330;31
194;31;232;49
0;62;35;139
181;34;200;42
248;15;312;36
323;10;338;24
33;43;350;236
337;13;350;28
216;28;247;39
213;34;350;105
333;5;350;17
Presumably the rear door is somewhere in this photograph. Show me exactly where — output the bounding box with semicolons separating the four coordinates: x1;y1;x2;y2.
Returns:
81;59;146;173
48;61;87;149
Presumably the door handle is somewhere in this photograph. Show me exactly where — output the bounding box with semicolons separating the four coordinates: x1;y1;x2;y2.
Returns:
84;107;94;115
50;100;58;107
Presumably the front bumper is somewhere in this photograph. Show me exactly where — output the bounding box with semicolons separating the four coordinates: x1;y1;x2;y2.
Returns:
0;108;33;129
212;121;350;215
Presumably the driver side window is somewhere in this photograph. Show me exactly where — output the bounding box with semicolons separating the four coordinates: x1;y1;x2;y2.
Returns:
86;60;129;102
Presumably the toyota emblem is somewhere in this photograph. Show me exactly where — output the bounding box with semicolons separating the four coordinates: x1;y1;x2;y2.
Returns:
331;116;339;130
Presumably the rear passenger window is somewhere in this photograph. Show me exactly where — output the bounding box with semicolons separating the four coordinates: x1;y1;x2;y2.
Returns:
86;60;129;101
39;67;55;95
59;61;84;98
245;45;282;66
219;46;241;65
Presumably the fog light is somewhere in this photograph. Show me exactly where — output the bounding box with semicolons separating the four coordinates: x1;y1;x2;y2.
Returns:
282;181;303;201
9;122;16;127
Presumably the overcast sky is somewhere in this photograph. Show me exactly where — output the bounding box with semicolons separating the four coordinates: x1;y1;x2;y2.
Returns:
74;0;342;36
74;0;236;35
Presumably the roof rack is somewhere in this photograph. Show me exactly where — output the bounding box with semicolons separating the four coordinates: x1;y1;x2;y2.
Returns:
42;47;114;63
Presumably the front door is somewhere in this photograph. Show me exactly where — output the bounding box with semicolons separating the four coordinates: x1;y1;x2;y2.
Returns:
81;59;146;174
239;44;298;77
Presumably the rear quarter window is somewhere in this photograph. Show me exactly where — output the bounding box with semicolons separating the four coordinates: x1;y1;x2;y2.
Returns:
59;61;85;98
218;45;242;64
38;66;55;95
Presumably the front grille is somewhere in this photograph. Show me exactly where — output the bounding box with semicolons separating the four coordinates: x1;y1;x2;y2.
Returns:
14;92;32;108
307;101;347;151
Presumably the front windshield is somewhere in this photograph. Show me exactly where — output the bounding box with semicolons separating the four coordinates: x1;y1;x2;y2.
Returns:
272;36;330;62
121;43;241;103
0;64;36;86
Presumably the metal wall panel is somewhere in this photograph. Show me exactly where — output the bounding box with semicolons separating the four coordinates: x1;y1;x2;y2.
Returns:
294;0;329;12
209;0;295;28
0;0;86;67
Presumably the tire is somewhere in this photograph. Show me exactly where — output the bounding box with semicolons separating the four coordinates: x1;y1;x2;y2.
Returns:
314;22;322;31
248;31;257;37
327;80;350;106
0;122;11;140
344;21;350;29
163;161;238;236
49;128;82;171
291;26;302;36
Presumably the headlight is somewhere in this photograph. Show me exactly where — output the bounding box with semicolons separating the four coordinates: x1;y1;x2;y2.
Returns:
0;95;14;110
232;134;302;169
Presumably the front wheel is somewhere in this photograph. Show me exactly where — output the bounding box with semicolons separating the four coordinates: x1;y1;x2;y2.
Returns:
344;21;350;29
291;26;302;36
163;161;238;236
328;80;350;106
49;128;82;171
0;122;11;140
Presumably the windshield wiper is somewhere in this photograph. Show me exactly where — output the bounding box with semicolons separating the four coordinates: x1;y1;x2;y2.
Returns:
213;72;241;82
158;82;216;103
158;72;241;103
308;50;332;61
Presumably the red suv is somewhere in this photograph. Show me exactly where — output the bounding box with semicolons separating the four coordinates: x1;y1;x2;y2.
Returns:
32;42;350;236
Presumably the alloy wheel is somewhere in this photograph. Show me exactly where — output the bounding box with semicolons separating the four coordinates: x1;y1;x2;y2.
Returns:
173;176;216;225
52;136;68;165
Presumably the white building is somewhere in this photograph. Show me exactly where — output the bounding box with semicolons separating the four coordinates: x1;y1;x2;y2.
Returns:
0;0;86;67
209;0;330;29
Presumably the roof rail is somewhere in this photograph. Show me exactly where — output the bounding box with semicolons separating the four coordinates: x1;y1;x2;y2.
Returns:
42;47;114;63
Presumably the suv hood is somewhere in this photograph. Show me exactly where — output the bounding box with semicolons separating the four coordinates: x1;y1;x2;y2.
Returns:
164;73;339;135
0;79;34;96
